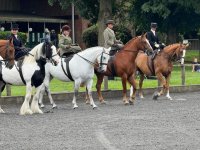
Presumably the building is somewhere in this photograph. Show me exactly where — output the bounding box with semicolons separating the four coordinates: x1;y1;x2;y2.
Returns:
0;0;89;47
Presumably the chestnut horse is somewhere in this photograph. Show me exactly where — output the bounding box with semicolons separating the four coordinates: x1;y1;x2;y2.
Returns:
94;34;153;105
0;39;15;69
130;43;189;100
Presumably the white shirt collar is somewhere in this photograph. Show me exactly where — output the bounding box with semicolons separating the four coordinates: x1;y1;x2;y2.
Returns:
151;29;156;35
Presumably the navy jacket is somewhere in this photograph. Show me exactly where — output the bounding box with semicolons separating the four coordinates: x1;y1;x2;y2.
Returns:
146;31;160;50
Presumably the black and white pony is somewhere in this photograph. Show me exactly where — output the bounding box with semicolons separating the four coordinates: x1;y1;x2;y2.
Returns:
38;46;111;109
0;42;59;115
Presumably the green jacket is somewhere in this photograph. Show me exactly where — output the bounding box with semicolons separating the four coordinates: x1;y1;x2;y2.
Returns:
58;34;81;56
103;27;117;48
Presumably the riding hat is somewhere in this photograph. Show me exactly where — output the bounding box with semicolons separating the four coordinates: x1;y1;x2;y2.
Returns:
62;25;71;32
151;22;157;28
11;24;19;30
105;20;115;25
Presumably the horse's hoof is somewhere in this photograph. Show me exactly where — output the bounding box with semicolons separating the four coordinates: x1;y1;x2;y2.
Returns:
85;100;90;104
129;100;134;105
100;100;106;104
0;109;5;113
140;95;144;99
124;101;129;105
93;105;98;109
73;106;78;109
52;104;57;109
20;109;33;115
40;104;45;108
152;92;159;100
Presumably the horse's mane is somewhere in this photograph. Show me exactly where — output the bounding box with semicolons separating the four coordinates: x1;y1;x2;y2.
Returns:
41;42;53;59
123;36;140;47
164;43;180;52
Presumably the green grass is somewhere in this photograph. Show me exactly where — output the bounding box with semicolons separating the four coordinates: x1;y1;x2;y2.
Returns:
2;50;200;96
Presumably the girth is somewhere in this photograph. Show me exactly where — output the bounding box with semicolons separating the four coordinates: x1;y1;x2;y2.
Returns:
147;56;155;76
15;58;26;85
61;56;74;81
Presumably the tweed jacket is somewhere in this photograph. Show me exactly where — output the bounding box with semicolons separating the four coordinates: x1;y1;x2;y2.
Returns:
58;34;81;56
103;27;117;48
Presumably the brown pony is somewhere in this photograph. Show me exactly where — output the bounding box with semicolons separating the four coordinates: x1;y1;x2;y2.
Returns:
0;39;15;69
132;43;189;100
94;33;153;105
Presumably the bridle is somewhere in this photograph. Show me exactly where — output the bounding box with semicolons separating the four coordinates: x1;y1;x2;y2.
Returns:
75;48;110;67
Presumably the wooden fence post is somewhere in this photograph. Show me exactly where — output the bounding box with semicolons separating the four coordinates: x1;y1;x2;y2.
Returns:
6;85;11;96
181;64;185;85
104;76;108;90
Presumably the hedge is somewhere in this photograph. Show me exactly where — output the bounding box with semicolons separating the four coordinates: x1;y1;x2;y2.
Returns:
82;25;132;48
0;31;27;44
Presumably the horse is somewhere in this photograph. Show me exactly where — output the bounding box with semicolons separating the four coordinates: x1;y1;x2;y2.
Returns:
92;33;153;105
0;42;59;114
38;46;111;109
0;39;15;69
130;43;189;100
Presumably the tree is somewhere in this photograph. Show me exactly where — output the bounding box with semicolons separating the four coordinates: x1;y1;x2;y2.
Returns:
129;0;200;43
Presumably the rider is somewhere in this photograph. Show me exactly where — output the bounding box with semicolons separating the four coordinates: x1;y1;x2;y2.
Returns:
146;22;165;59
103;19;124;56
7;23;29;60
58;25;82;57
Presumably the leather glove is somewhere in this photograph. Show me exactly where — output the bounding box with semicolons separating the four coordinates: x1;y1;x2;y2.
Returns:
65;45;71;49
112;43;118;47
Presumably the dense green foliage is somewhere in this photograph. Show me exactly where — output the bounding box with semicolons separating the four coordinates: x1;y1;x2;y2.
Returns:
0;31;27;44
82;25;98;48
129;0;200;37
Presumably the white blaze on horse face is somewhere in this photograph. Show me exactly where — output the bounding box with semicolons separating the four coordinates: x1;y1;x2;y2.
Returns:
51;45;60;64
181;49;186;65
97;48;110;71
145;39;153;52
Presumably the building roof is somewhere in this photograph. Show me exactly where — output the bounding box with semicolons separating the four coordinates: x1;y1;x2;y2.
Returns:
0;12;68;23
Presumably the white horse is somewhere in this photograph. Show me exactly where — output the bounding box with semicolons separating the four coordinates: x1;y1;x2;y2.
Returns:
38;46;111;109
0;42;60;115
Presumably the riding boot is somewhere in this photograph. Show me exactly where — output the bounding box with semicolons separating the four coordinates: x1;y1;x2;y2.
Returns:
151;52;156;60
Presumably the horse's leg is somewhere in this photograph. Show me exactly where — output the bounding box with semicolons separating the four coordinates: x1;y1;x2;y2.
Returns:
121;74;129;104
0;82;5;113
128;75;137;105
45;86;57;108
38;83;45;108
86;79;97;109
72;80;80;109
96;73;105;104
20;83;33;115
153;73;166;100
85;87;90;104
31;85;43;114
139;74;145;99
165;74;172;100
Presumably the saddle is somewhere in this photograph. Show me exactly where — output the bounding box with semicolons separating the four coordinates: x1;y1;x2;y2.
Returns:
61;55;74;81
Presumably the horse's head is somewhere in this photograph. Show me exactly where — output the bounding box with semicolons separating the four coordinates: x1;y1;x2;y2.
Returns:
123;33;153;53
138;33;153;53
0;39;15;69
96;47;111;72
41;42;59;66
164;43;189;64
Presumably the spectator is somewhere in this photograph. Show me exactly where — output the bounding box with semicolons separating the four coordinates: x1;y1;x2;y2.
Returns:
192;57;200;72
50;29;58;47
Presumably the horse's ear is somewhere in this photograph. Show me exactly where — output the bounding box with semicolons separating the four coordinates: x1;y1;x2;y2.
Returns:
9;38;13;44
141;32;147;38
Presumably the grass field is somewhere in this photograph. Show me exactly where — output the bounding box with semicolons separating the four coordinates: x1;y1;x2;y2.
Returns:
2;50;200;96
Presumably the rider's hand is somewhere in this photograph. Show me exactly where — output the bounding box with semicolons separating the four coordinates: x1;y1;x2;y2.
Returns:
154;43;160;48
65;45;71;49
